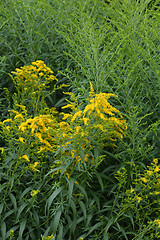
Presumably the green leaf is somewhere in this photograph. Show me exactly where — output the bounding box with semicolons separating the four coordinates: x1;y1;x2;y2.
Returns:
95;172;104;191
94;145;99;159
17;203;28;220
0;202;4;215
76;185;88;204
0;20;9;30
19;219;27;237
79;200;86;222
33;210;40;227
53;208;62;234
54;97;67;107
0;183;8;193
57;222;63;240
103;217;115;236
1;221;6;240
86;222;104;236
9;193;17;212
20;187;32;200
46;186;63;212
68;178;74;202
116;222;128;240
70;200;77;233
3;209;15;221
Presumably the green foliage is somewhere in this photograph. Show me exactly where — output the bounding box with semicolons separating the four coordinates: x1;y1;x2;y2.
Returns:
0;0;160;239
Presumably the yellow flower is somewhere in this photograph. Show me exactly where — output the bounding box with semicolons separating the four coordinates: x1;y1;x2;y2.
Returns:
89;82;94;93
154;166;160;172
130;187;134;193
136;196;142;203
154;219;160;228
41;235;55;240
31;190;40;197
3;119;13;124
16;104;26;112
140;177;148;183
39;72;44;77
19;137;25;143
62;113;72;120
19;122;27;132
21;155;30;162
28;162;40;172
0;148;5;154
83;117;89;125
146;170;153;176
14;114;24;120
153;158;158;164
8;110;19;114
71;111;82;122
9;230;14;237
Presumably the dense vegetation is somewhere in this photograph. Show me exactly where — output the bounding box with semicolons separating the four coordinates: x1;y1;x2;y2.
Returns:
0;0;160;239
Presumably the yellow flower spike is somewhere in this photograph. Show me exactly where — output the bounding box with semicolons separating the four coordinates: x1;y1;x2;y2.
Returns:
153;158;158;165
19;137;25;143
21;155;30;162
75;126;81;132
71;111;82;122
3;119;13;124
14;114;24;120
15;104;27;112
19;122;27;132
9;230;14;238
41;234;55;240
62;113;72;120
89;82;94;93
62;104;73;109
83;104;93;117
8;110;19;114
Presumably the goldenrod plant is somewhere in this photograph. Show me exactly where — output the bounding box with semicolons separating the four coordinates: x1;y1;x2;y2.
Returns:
0;0;160;239
103;158;160;240
0;61;127;239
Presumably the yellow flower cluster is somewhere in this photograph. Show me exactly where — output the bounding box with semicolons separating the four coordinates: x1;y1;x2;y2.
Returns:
31;189;40;197
41;235;55;240
0;62;127;181
123;158;160;227
18;113;59;153
138;159;160;189
11;60;57;91
9;60;60;114
62;82;127;149
154;219;160;228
